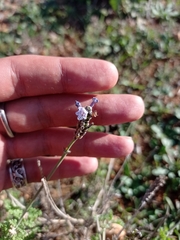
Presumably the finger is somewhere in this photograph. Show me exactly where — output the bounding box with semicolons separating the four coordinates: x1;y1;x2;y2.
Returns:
3;156;98;190
2;94;144;133
0;135;6;190
0;55;118;101
6;128;134;159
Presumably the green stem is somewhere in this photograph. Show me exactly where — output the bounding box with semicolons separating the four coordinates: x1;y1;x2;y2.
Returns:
47;137;77;181
15;136;79;230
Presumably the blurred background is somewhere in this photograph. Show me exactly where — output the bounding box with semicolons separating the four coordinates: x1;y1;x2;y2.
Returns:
0;0;180;239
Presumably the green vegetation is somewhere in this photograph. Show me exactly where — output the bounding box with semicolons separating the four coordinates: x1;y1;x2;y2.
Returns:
0;194;42;240
0;0;180;239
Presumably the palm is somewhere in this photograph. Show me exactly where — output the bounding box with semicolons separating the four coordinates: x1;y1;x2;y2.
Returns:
0;55;144;190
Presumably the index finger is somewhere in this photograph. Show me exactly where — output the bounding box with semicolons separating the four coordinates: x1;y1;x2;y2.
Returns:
0;55;118;101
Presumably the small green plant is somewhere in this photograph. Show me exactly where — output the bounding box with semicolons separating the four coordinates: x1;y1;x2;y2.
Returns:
0;199;42;240
151;2;179;21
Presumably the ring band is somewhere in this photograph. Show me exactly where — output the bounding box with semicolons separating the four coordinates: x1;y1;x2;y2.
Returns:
8;158;27;188
0;103;14;138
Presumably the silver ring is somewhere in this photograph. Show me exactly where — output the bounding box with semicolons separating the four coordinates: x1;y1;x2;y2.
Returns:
0;103;14;138
8;158;27;188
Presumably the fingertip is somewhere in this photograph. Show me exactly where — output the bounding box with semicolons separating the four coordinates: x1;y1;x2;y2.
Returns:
57;157;98;178
109;62;119;87
133;96;145;120
119;95;145;122
60;58;119;92
99;61;119;89
80;157;98;174
124;136;134;155
111;136;134;157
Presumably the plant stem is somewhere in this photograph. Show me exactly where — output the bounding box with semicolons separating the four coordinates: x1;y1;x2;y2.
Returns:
15;136;79;230
47;137;77;181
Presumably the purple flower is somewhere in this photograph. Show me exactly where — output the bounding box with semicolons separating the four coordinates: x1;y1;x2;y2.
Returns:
75;97;98;121
90;97;99;107
75;106;88;120
75;100;81;108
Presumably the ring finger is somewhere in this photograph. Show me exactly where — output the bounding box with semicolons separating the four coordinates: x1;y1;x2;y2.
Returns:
3;128;134;189
3;156;99;190
6;128;134;159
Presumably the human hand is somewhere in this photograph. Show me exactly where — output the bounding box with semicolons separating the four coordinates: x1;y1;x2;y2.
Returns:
0;55;144;190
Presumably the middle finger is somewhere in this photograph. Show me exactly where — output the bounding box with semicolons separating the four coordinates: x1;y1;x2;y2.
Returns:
2;94;144;133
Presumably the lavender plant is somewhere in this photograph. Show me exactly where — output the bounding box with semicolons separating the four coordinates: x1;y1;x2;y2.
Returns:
11;97;99;236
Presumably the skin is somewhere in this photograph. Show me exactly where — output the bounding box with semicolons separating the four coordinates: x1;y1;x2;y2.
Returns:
0;55;144;190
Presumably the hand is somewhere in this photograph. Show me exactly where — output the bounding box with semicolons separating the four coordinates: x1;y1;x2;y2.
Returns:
0;55;144;190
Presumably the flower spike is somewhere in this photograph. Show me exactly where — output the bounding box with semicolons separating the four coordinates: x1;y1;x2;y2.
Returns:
75;97;99;139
